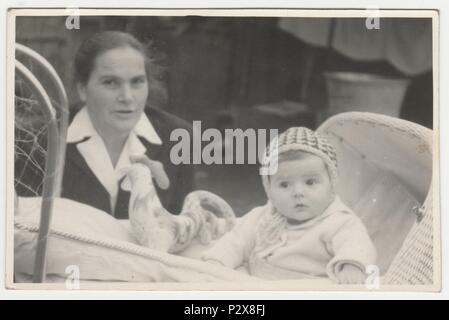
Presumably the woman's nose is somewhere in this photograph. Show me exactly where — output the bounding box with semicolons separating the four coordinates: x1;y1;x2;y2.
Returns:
118;85;133;104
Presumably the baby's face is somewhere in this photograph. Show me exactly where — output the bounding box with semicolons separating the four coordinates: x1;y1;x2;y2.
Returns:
269;154;334;223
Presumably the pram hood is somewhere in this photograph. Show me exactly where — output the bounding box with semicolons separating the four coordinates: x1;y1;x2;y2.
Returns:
318;112;432;205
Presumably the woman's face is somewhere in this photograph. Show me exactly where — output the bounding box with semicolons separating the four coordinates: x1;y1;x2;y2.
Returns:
77;46;149;137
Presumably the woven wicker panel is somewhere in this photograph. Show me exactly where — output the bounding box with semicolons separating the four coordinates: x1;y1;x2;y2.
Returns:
383;186;433;284
318;112;434;285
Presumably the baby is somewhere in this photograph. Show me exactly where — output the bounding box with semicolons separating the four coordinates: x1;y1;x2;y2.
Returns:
202;127;377;284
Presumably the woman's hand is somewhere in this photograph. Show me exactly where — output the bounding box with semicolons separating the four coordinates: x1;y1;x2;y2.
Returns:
130;155;170;190
336;264;366;285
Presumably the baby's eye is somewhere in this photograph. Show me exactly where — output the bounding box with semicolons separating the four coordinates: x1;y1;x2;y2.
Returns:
279;181;289;188
306;179;317;186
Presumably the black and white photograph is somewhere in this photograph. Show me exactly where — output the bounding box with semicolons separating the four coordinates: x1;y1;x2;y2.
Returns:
6;8;439;291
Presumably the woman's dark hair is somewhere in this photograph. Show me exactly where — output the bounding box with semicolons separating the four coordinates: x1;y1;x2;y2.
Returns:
73;31;167;106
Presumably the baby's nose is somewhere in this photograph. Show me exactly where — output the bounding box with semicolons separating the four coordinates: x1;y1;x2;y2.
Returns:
293;185;305;197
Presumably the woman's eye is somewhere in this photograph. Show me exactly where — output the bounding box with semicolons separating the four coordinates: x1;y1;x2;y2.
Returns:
306;179;317;186
132;78;146;86
103;79;118;87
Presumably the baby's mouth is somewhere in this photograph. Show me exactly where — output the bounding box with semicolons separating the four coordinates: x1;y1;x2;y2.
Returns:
294;203;307;209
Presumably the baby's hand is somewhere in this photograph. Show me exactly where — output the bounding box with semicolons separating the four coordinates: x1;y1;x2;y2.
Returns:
336;264;366;285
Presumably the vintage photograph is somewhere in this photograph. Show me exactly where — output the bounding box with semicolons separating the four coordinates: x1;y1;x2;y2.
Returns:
6;8;439;290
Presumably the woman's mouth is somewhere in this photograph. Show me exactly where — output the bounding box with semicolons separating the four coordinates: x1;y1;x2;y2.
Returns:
115;110;136;117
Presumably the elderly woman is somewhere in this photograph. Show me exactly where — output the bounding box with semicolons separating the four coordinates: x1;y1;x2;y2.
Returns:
16;31;195;219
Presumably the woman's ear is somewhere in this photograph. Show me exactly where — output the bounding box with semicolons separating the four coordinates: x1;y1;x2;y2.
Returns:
76;83;87;103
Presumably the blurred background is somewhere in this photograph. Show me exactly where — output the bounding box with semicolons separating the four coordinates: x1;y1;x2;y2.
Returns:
15;16;433;215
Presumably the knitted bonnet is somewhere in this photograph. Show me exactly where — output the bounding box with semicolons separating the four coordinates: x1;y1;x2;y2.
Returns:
261;127;338;194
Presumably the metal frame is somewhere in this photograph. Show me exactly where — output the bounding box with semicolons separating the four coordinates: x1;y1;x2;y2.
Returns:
15;43;69;283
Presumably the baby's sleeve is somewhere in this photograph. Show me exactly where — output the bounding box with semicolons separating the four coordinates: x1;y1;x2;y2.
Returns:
200;206;263;269
326;214;377;280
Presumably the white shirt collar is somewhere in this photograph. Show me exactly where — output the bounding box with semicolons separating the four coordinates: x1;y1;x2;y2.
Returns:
65;107;162;214
66;106;162;145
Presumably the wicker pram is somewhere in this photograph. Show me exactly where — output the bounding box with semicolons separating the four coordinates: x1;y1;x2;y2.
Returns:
317;112;435;285
13;111;436;287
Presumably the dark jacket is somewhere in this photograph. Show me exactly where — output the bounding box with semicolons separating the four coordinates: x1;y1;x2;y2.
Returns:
16;107;195;219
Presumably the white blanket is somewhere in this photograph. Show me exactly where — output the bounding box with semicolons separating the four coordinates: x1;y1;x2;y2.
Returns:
14;197;257;283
